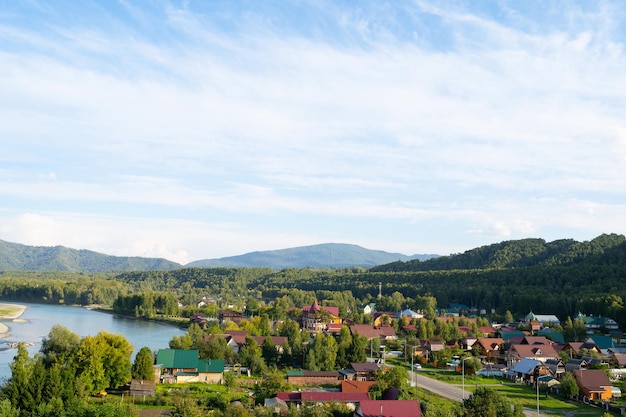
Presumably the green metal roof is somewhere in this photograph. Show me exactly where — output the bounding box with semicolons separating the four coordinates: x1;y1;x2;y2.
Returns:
198;359;225;373
156;349;199;369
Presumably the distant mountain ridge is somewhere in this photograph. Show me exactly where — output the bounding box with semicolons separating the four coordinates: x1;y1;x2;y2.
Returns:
187;243;436;269
0;239;180;272
0;239;436;272
371;233;626;272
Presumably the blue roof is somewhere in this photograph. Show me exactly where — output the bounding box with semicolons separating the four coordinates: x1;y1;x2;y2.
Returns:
511;358;541;375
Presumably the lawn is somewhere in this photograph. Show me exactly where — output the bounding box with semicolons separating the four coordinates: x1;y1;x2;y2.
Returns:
418;370;620;416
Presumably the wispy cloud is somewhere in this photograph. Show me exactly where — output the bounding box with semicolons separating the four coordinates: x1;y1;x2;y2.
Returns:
1;0;625;261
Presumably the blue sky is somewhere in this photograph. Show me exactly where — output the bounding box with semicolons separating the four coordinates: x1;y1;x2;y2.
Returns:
1;1;625;264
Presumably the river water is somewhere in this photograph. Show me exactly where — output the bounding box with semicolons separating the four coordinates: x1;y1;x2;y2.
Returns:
0;302;186;381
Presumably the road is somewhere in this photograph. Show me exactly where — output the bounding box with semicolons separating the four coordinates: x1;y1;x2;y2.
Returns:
410;370;548;417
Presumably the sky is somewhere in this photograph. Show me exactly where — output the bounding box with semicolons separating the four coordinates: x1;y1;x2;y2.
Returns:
1;1;626;265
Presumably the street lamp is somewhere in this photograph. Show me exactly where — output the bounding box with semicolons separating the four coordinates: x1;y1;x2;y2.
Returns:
461;356;472;400
411;346;420;401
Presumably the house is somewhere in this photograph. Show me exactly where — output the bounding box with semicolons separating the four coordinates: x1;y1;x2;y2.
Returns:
197;359;226;383
301;300;341;333
129;379;156;397
349;362;380;381
572;369;615;401
576;312;620;335
544;359;566;380
608;353;626;368
399;309;422;320
349;324;397;341
373;312;398;327
156;349;225;384
286;370;340;385
508;358;551;384
498;329;527;342
264;397;288;413
506;343;559;368
216;331;288;354
524;312;560;327
157;349;200;379
475;338;505;363
355;400;422;417
585;335;616;355
559;341;601;358
218;309;243;325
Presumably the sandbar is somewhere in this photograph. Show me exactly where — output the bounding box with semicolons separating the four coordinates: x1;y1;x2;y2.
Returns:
0;304;27;336
0;304;27;320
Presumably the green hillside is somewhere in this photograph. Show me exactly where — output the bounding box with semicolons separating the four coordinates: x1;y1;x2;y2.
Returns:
0;240;181;272
371;233;626;272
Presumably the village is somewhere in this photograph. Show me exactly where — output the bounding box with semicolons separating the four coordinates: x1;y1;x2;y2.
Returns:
130;299;626;417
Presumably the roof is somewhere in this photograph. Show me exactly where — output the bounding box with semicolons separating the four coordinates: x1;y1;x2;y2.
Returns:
351;362;380;373
511;358;541;375
357;400;422;417
341;380;376;393
587;335;615;350
156;349;199;369
509;343;558;359
197;359;225;373
252;336;288;346
572;369;613;392
498;330;526;342
276;392;369;403
477;337;504;351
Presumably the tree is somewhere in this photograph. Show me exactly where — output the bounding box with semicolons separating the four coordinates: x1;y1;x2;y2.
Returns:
5;344;34;410
559;372;579;399
369;366;410;400
254;370;289;402
132;347;155;381
462;386;523;417
223;371;236;392
41;324;81;365
306;333;337;371
262;336;280;368
238;336;266;374
504;310;514;324
98;332;134;389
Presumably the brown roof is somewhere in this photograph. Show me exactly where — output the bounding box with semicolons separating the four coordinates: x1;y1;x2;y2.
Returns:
357;400;422;417
252;336;288;346
477;337;504;351
341;380;376;393
572;369;612;393
351;362;380;373
509;343;558;360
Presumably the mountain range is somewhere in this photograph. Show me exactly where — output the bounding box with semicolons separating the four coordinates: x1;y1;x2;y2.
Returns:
0;239;436;272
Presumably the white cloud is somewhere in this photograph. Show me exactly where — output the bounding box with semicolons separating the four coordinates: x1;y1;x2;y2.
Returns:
1;1;626;259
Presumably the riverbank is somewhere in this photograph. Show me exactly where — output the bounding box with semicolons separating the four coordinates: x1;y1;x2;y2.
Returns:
0;303;27;335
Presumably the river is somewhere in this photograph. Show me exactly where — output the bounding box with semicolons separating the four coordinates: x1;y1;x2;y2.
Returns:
0;302;186;381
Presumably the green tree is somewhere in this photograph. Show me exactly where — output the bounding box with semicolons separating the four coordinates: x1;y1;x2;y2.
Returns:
559;372;579;399
262;336;280;369
238;336;266;374
306;333;337;371
132;346;155;381
5;344;34;410
41;324;81;365
254;370;289;402
462;386;523;417
504;310;514;324
0;399;19;417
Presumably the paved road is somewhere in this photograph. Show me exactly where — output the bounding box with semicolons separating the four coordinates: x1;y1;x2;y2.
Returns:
411;370;547;417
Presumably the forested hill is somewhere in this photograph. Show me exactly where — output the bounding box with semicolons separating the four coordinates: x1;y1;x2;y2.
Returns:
371;233;626;272
0;239;181;272
186;243;436;269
